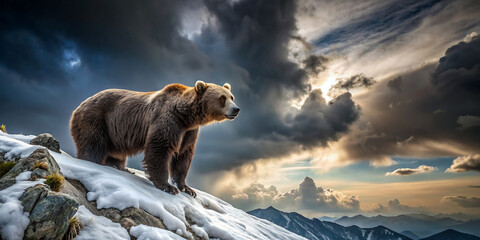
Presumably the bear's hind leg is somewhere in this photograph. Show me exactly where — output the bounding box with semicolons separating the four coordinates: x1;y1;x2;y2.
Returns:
72;116;109;165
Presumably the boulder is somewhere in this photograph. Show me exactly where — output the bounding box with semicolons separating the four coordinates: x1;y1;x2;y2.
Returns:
20;184;79;240
30;133;60;153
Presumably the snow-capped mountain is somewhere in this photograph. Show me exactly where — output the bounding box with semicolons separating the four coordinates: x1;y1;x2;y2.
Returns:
0;132;305;240
335;214;480;238
248;206;412;240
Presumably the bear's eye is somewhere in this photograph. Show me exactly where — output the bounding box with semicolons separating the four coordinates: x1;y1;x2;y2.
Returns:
219;95;226;107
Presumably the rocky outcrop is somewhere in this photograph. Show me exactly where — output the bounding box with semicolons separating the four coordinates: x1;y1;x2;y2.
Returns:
30;133;60;153
1;133;204;240
20;184;79;240
0;149;60;190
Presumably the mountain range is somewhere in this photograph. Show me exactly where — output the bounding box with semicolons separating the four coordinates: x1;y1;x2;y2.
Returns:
248;206;412;240
249;207;480;240
334;213;480;238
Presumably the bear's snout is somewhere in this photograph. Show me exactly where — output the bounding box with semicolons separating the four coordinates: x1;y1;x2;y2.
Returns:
225;105;240;120
232;107;240;115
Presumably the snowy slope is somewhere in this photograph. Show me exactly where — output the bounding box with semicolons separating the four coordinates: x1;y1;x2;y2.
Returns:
248;206;412;240
0;132;305;240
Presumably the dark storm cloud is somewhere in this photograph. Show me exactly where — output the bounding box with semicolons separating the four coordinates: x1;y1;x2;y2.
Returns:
337;35;480;163
302;55;329;76
387;76;402;92
292;90;359;147
0;0;209;86
442;196;480;208
328;74;376;98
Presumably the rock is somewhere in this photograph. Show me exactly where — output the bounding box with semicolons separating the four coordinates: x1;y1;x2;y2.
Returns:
0;149;43;190
120;217;137;231
61;179;101;215
30;133;60;153
20;184;48;213
21;184;79;240
0;149;61;190
29;149;61;180
121;207;166;230
100;208;122;222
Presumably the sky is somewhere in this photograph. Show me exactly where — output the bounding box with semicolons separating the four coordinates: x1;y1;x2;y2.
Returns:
1;0;479;218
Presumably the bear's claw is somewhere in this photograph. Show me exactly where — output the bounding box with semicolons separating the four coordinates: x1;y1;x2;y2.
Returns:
156;183;179;195
179;186;197;198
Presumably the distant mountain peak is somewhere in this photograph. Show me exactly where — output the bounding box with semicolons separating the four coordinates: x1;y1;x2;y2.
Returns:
248;208;411;240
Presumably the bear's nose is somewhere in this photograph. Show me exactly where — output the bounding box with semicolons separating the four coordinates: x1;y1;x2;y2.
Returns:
233;107;240;114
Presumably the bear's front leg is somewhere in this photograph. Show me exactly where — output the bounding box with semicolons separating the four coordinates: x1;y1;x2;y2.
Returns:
172;128;198;197
144;124;181;195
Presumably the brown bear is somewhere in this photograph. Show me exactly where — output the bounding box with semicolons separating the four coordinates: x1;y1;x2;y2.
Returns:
70;81;239;196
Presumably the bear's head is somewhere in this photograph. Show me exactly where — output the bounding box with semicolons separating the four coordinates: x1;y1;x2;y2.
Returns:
195;80;240;122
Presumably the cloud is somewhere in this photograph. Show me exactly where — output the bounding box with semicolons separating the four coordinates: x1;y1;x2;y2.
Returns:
332;74;376;91
446;154;480;172
386;165;437;176
387;76;402;92
291;91;359;148
230;177;360;212
326;34;480;165
328;74;376;97
302;55;329;76
457;115;480;130
369;198;428;214
442;196;480;208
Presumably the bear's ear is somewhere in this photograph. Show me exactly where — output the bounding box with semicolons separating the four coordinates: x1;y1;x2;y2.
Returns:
223;83;231;91
195;80;207;93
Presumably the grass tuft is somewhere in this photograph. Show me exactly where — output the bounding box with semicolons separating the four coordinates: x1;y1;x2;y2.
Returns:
0;161;16;177
0;124;6;133
45;173;64;191
63;217;82;240
34;161;49;170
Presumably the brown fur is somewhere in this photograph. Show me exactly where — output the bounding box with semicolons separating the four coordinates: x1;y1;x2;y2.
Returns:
70;82;237;196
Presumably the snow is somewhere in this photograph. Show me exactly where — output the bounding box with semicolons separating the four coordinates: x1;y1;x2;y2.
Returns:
130;225;185;240
0;132;36;144
0;132;304;240
0;171;44;240
74;205;130;240
282;213;291;227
